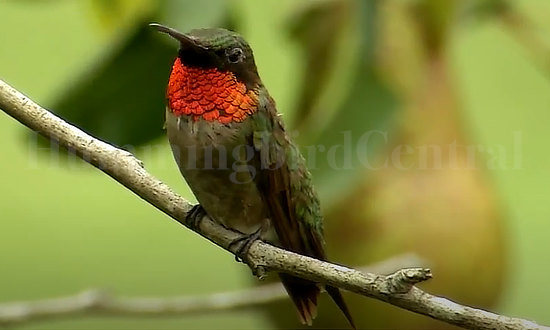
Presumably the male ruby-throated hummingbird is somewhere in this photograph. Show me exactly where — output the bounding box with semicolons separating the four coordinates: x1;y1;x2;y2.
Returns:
151;23;354;328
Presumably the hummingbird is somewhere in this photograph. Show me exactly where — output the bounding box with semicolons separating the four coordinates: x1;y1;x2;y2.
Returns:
151;23;354;328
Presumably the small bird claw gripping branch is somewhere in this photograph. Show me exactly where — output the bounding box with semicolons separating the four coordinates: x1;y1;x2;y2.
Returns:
0;79;545;330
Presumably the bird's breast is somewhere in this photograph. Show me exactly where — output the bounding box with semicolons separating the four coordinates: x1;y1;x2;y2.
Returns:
165;110;272;238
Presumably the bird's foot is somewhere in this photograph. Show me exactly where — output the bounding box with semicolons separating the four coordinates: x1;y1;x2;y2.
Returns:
228;227;263;263
185;204;206;231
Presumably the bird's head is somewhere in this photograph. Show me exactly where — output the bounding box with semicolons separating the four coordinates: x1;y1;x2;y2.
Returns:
151;24;262;123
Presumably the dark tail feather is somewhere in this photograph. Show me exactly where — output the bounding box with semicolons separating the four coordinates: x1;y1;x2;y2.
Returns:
326;285;356;329
279;273;320;326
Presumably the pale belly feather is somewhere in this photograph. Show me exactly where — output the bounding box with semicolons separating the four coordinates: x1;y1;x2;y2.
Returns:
165;110;273;238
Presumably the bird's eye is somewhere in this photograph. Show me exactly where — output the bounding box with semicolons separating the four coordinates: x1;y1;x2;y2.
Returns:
227;47;244;64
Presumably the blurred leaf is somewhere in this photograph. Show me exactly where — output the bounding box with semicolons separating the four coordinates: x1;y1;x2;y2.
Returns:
459;0;550;80
376;0;428;99
299;0;398;207
37;1;230;150
43;23;175;148
311;68;397;209
411;0;459;53
459;0;511;22
288;0;356;133
497;3;550;79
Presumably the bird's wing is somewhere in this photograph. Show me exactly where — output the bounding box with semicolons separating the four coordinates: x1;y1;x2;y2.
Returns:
250;94;326;260
249;92;354;328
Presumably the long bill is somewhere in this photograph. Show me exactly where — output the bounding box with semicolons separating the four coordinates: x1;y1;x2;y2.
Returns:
149;23;207;50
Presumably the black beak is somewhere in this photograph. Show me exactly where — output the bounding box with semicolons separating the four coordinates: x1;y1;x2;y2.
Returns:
149;23;207;50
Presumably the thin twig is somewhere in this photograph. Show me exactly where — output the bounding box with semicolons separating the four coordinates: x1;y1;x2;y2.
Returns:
0;287;282;325
0;79;545;330
0;256;423;325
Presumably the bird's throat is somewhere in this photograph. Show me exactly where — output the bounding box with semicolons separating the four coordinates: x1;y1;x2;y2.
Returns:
167;58;259;123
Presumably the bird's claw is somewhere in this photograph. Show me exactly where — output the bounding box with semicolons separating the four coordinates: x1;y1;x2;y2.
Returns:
228;228;263;263
185;205;206;230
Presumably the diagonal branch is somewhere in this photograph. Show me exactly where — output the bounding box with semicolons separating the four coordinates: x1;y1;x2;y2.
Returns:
0;79;544;330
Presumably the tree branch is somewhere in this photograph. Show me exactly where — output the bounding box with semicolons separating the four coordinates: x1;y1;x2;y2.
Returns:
0;79;544;330
0;287;283;325
0;255;423;325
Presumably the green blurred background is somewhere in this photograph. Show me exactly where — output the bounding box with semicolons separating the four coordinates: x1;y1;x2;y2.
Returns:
1;0;549;329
